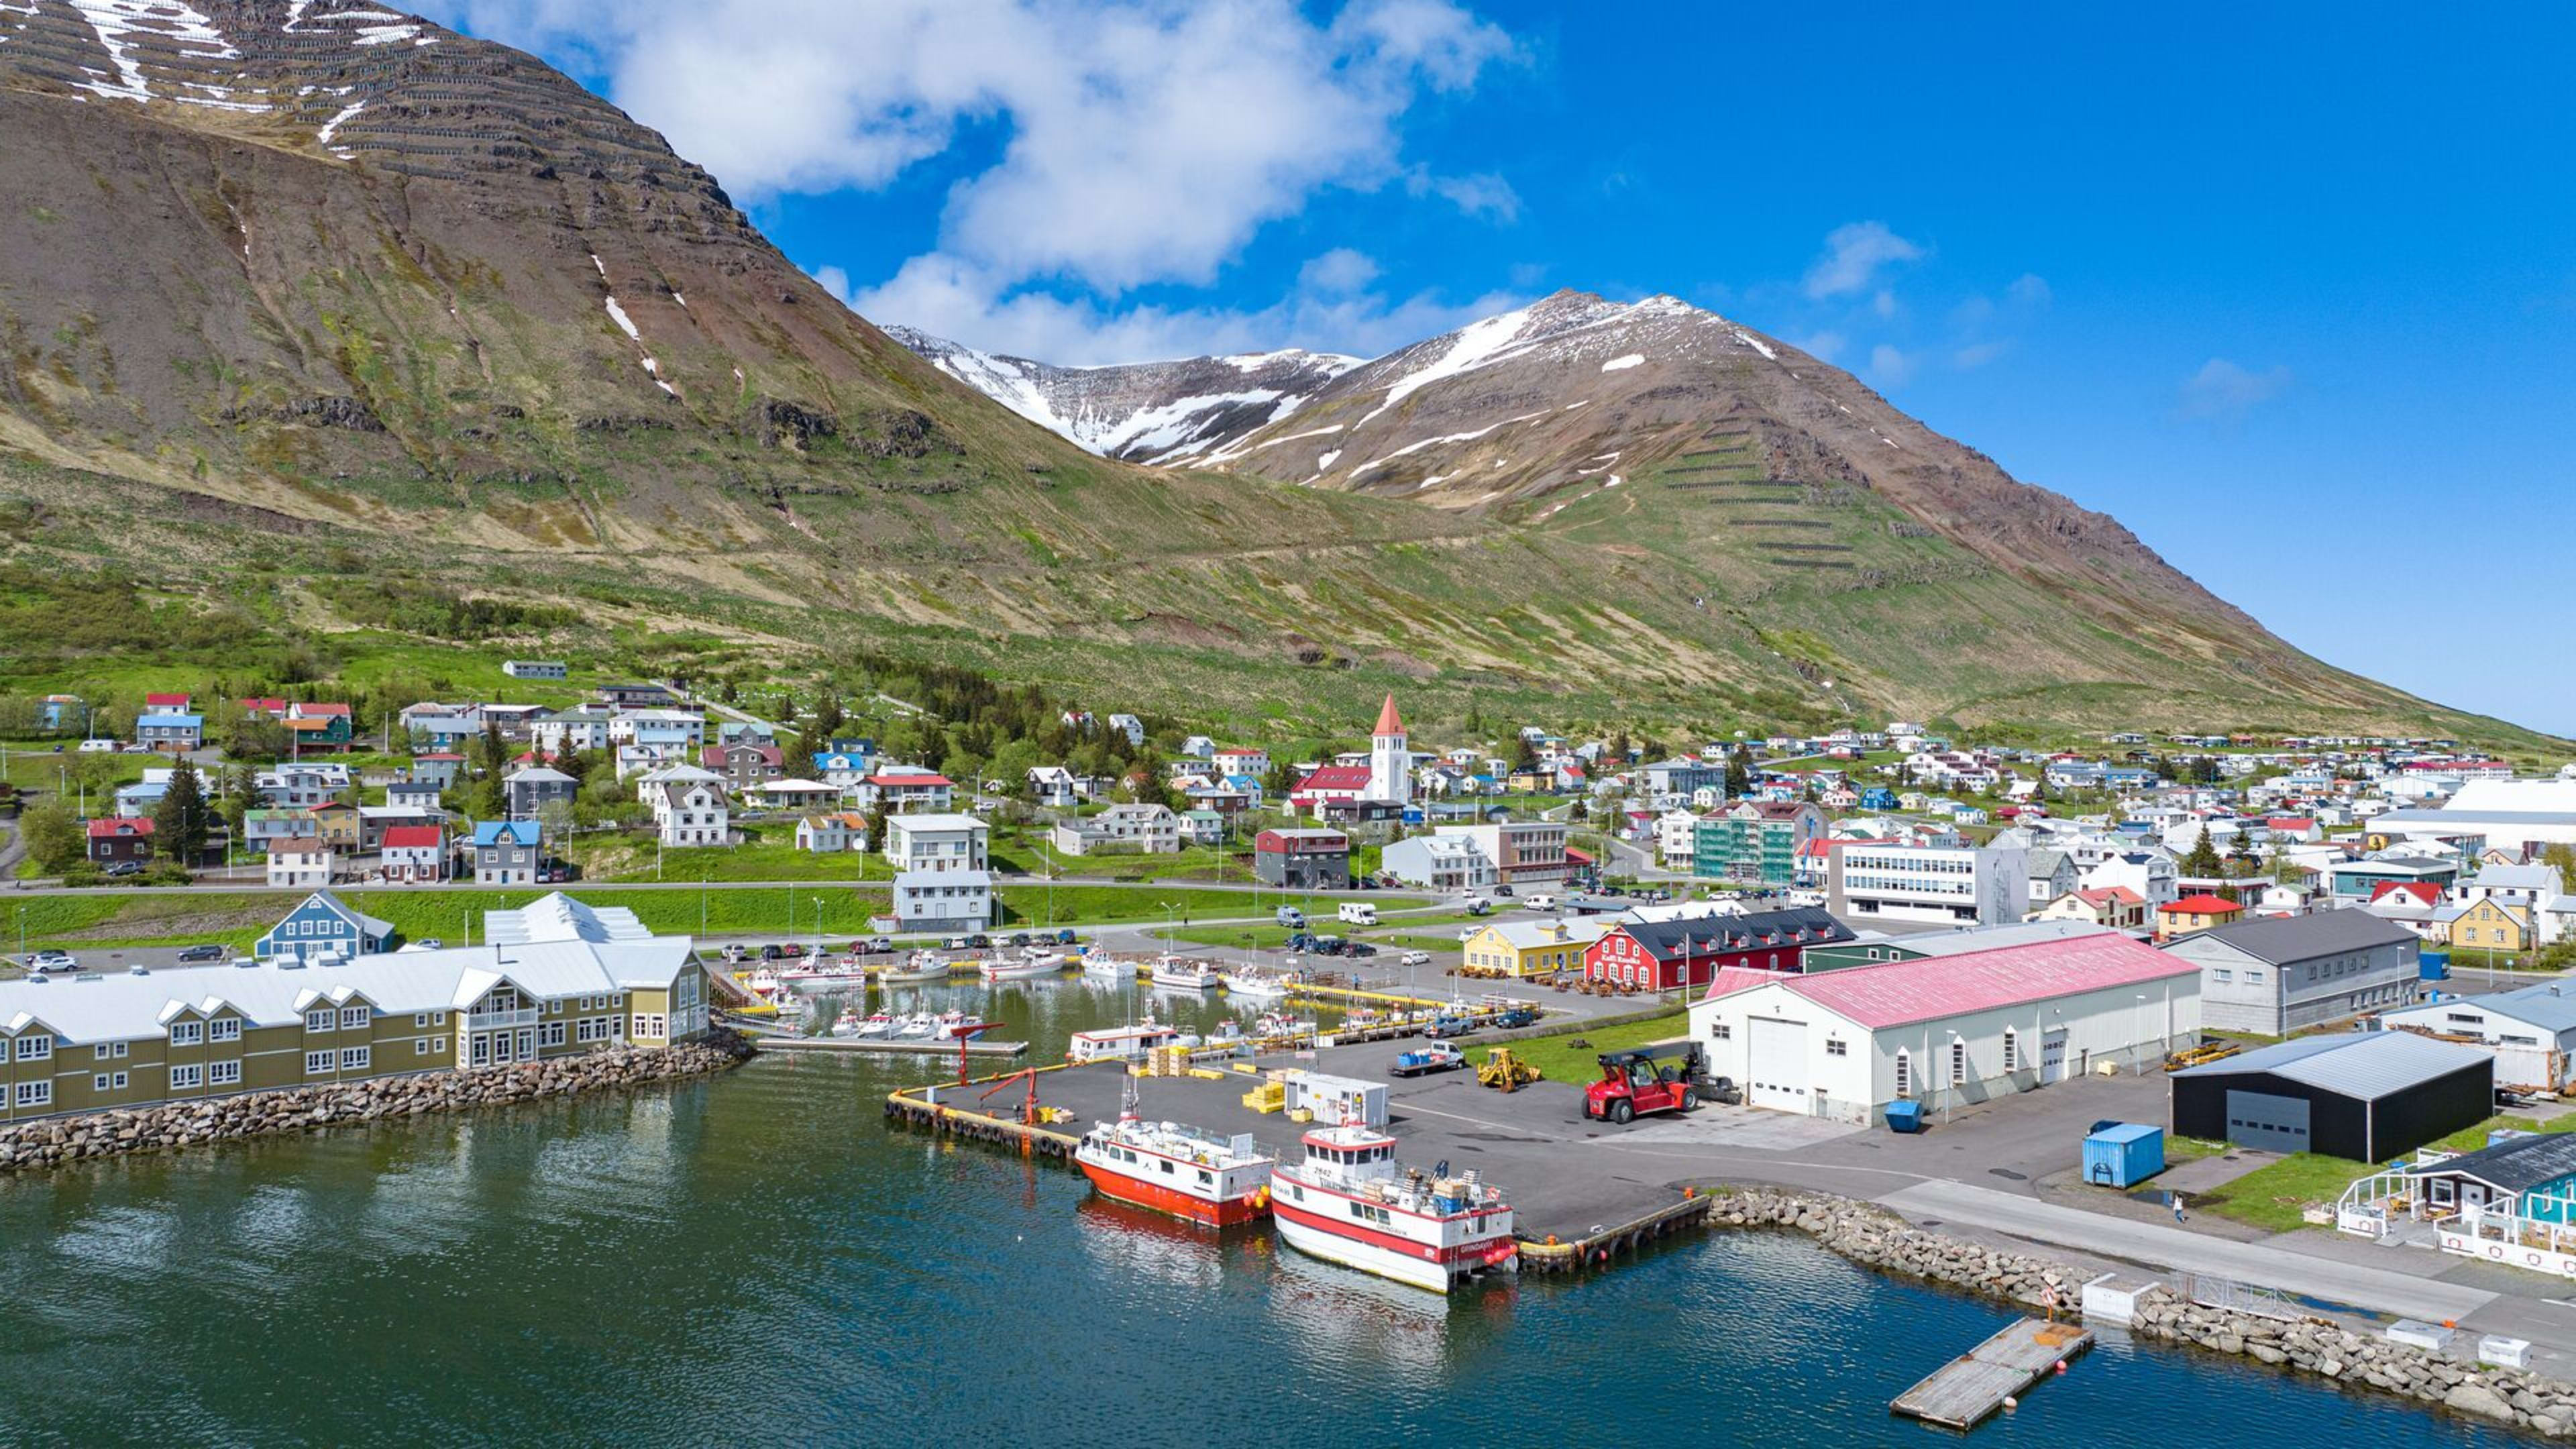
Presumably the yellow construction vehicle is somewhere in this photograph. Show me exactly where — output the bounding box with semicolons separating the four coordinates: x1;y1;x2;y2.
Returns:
2164;1041;2242;1072
1477;1047;1542;1093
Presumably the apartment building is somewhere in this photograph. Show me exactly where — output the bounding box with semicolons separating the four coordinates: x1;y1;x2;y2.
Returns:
1825;841;2029;928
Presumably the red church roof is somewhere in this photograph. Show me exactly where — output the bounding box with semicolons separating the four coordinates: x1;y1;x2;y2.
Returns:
1373;693;1403;737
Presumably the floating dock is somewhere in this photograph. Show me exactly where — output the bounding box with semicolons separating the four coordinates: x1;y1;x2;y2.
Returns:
747;1031;1028;1057
1890;1317;2095;1430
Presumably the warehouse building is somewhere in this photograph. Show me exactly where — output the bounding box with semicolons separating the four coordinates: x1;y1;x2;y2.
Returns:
2169;1033;2491;1161
2159;910;2421;1036
1690;932;2200;1123
2380;981;2576;1093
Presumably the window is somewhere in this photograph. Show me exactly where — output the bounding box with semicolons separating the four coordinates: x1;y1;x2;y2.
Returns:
2245;970;2263;985
434;1012;447;1026
305;1009;335;1034
2002;1030;2018;1072
470;1035;490;1067
339;1006;369;1030
414;1014;428;1028
340;1046;370;1071
635;1014;667;1040
15;1035;51;1062
209;1061;241;1087
168;1066;199;1091
433;1038;447;1055
1950;1040;1967;1086
170;1021;204;1047
210;1018;239;1043
539;1022;566;1049
2212;968;2233;984
1827;1038;1848;1057
15;1080;52;1108
415;1038;430;1056
1894;1051;1913;1099
305;1051;335;1075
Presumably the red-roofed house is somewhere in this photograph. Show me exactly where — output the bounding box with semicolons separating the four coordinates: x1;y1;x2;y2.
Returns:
853;769;955;814
2369;880;2443;910
1585;908;1855;991
1690;933;2201;1119
87;816;155;865
2036;885;2149;930
2265;816;2322;844
142;692;191;714
1287;764;1375;816
2155;893;2247;942
378;824;447;882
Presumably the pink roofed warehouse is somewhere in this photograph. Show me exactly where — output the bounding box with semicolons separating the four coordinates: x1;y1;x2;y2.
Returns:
1687;933;2202;1124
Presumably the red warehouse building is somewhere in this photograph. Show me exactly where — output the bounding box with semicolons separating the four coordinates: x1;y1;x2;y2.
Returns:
1584;907;1855;991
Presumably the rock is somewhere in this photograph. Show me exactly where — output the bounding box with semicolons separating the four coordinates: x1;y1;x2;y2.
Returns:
2447;1383;2516;1421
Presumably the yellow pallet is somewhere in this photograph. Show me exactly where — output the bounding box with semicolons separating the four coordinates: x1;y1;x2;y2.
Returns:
1287;1108;1313;1124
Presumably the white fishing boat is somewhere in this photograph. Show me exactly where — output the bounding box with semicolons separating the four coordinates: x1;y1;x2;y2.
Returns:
855;1011;896;1038
827;1010;866;1037
879;953;949;984
979;951;1067;982
1269;1123;1517;1293
1222;970;1291;1002
893;1012;938;1039
1069;1020;1181;1063
1145;956;1220;991
1080;953;1138;983
930;1010;995;1041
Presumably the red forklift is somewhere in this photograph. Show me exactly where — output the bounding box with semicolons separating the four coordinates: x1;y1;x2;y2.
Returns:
1583;1044;1732;1124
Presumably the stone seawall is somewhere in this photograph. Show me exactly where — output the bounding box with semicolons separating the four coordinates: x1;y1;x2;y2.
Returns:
0;1030;755;1173
1709;1186;2576;1438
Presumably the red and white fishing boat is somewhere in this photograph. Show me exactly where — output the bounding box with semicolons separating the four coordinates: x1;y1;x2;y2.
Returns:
1075;1081;1275;1227
1269;1123;1516;1293
1068;1020;1181;1063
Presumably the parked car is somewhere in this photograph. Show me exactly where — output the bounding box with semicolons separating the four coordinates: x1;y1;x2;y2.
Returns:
29;950;77;974
1008;932;1032;948
1053;928;1078;946
103;860;144;877
119;743;151;754
178;944;225;963
1424;1014;1474;1040
777;943;806;959
721;943;751;963
967;934;991;949
945;936;973;951
1399;950;1432;967
1493;1006;1540;1029
416;938;443;951
758;945;784;961
1493;885;1515;897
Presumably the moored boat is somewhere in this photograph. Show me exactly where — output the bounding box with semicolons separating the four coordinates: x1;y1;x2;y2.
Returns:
979;951;1067;982
1080;953;1138;983
1069;1020;1181;1063
1144;955;1220;991
1268;1123;1516;1293
1221;970;1290;1002
879;953;949;984
1075;1081;1275;1227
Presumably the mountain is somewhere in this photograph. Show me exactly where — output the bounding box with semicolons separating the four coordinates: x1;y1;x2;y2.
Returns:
884;325;1361;464
0;5;2548;749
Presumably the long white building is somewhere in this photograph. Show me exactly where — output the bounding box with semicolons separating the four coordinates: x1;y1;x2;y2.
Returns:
1690;932;2200;1123
1823;841;2026;928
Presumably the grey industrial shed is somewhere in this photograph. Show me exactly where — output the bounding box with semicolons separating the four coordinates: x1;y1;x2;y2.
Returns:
2170;1032;2491;1161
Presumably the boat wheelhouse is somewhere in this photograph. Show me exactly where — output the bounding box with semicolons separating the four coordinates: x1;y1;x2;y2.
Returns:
1268;1122;1515;1293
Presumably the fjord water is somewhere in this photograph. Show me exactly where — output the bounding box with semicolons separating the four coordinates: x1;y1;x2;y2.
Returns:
0;983;2530;1446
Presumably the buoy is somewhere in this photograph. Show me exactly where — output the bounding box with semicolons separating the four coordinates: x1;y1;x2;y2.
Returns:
2053;1360;2067;1375
2002;1396;2019;1410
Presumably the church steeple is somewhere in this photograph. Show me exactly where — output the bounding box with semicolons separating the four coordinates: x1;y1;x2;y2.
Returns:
1373;693;1404;739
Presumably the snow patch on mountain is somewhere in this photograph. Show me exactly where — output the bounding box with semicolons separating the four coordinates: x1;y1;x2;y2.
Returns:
1600;354;1644;372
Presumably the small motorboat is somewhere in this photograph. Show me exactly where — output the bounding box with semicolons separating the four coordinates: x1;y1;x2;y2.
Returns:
1146;957;1220;991
855;1011;896;1038
980;951;1066;982
879;953;949;984
894;1013;938;1039
1081;953;1138;983
931;1010;995;1041
1221;971;1290;1003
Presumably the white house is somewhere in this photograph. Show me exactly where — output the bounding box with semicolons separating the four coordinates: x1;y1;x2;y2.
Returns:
1380;833;1496;892
1690;932;2201;1122
1026;765;1081;808
794;812;871;853
1657;809;1701;870
266;837;333;890
885;813;988;874
2082;850;2181;907
653;778;729;847
890;869;994;934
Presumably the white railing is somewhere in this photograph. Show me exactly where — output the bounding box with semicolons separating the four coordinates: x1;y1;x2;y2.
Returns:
466;1008;539;1031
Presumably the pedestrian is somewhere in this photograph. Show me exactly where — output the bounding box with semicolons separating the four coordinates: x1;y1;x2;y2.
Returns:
2170;1191;2188;1225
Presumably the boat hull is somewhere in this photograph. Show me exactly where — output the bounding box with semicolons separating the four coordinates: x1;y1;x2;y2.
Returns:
1077;1157;1268;1227
1269;1198;1515;1293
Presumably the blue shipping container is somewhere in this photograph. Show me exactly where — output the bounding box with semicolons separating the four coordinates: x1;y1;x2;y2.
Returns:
2420;952;2451;981
2083;1122;2165;1188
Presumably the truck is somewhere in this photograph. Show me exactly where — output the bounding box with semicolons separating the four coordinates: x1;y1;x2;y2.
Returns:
1389;1041;1465;1077
1275;906;1305;929
1584;1044;1713;1124
1337;901;1378;926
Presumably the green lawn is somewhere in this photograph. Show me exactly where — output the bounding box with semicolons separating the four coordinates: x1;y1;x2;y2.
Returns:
568;832;894;884
1507;1009;1692;1085
2193;1111;2576;1232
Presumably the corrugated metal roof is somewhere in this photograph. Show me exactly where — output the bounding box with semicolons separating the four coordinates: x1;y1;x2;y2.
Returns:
2390;981;2576;1035
1900;920;2116;958
2410;1131;2576;1193
1763;933;2198;1030
2167;908;2418;965
2173;1032;2490;1101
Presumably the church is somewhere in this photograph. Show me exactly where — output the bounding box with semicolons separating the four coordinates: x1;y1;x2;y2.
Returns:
1287;694;1416;818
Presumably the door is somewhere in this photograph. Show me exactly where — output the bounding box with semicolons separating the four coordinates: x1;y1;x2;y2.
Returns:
2224;1089;2312;1153
2040;1030;2069;1084
1746;1016;1809;1114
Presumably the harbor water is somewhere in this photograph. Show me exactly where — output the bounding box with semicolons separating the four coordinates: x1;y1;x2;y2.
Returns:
0;979;2537;1445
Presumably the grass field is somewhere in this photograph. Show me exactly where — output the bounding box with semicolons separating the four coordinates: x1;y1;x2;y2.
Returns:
1508;1008;1692;1085
2192;1110;2576;1232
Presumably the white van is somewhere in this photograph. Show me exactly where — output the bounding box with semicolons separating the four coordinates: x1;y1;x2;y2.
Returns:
1525;894;1558;912
76;738;116;753
1337;902;1378;926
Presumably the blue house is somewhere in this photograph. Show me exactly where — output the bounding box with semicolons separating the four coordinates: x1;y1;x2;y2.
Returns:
814;739;878;788
256;890;396;963
38;694;80;731
1860;786;1899;811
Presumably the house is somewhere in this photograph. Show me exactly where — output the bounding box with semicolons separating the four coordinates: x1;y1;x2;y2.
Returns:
0;906;706;1122
266;838;333;889
242;808;315;854
813;741;877;790
1585;908;1856;991
2036;886;2149;930
402;706;480;752
1212;747;1269;780
2170;1034;2490;1159
1252;828;1350;890
1693;802;1826;888
1179;735;1216;759
1054;802;1181;856
529;706;616;757
86;817;155;867
1432;822;1571;890
38;694;81;731
384;780;445;812
747;779;842;812
1798;919;2117;973
142;692;191;714
308;800;362;853
1692;932;2201;1120
794;812;871;853
472;820;543;885
885;814;988;874
2383;982;2576;1093
702;740;786;790
376;825;445;883
2327;856;2461;902
853;769;956;814
1459;918;1613;978
409;753;467;790
653;779;729;847
113;779;168;818
2159;910;2421;1036
1026;766;1081;808
1106;713;1145;747
1287;763;1377;816
1823;841;2027;928
503;766;580;819
2440;897;2533;955
502;659;570;680
1181;809;1226;847
2082;851;2180;907
610;708;707;750
134;712;203;755
1379;832;1495;893
254;890;395;963
2153;894;2246;942
282;702;356;752
2027;848;2081;907
890;869;994;933
596;683;678;709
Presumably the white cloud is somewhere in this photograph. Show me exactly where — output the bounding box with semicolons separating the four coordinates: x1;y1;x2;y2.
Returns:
1299;248;1383;296
1953;339;2010;370
839;254;1519;366
2007;272;2053;307
1403;165;1521;221
1871;288;1898;320
1868;343;1914;385
1803;221;1923;299
2177;358;2293;419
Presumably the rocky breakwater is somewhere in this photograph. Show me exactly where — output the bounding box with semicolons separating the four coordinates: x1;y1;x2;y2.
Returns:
0;1030;755;1173
1708;1186;2576;1437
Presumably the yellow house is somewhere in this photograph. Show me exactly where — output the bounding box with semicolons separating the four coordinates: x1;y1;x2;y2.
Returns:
1458;917;1613;977
2439;898;2530;953
2154;894;2245;943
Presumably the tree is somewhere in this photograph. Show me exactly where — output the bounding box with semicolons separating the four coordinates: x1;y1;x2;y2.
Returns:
2226;834;2260;879
2181;830;2224;880
18;802;83;874
151;759;209;866
2545;843;2576;895
812;691;846;744
1511;735;1540;773
1724;747;1752;800
865;805;891;856
215;763;257;841
472;720;510;820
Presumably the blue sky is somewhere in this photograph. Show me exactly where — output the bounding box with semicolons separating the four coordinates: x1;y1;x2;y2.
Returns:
425;2;2575;736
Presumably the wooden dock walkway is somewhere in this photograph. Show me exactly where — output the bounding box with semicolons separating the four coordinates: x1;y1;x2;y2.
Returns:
1890;1317;2094;1430
748;1032;1027;1057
